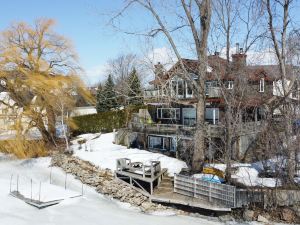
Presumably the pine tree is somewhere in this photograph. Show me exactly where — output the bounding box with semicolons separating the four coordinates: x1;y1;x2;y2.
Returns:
105;74;119;110
96;74;119;112
127;68;143;106
96;84;106;113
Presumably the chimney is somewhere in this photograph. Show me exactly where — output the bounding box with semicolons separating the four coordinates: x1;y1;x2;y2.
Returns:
214;51;220;56
154;62;165;80
232;43;247;69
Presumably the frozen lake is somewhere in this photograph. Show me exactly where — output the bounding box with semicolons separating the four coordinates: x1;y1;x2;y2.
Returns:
0;154;262;225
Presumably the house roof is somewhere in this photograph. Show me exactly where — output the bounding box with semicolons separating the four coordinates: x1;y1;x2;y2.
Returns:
149;55;293;85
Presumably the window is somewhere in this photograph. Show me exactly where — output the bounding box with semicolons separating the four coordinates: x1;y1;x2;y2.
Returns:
177;80;184;97
185;82;193;98
148;136;163;150
148;135;176;151
170;78;184;98
259;78;265;92
205;108;219;125
157;108;180;120
182;108;196;126
227;81;234;89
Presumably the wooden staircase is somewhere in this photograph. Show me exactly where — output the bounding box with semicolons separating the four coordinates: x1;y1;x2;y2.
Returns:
154;176;173;195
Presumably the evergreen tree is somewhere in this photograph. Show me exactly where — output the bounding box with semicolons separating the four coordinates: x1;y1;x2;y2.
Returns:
127;68;143;106
96;75;119;112
96;83;105;113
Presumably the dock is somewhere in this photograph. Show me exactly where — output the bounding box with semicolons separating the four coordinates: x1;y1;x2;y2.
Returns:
150;176;231;212
10;191;63;209
115;158;233;212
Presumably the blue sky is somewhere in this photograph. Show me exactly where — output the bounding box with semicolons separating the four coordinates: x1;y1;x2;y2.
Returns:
1;0;300;85
0;0;146;85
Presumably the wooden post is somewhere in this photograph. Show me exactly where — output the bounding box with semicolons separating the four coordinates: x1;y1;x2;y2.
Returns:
65;172;67;190
30;179;32;201
9;174;13;193
150;181;153;195
50;167;52;184
193;177;196;198
39;181;41;202
16;175;19;193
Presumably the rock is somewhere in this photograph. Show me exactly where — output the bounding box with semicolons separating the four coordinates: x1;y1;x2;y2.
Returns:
51;153;176;214
243;210;255;221
281;208;295;223
292;205;300;218
219;214;235;222
257;215;269;223
141;201;154;211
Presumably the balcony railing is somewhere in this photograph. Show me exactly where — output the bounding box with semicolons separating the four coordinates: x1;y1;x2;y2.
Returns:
144;87;222;99
207;87;221;98
129;118;263;138
144;89;160;98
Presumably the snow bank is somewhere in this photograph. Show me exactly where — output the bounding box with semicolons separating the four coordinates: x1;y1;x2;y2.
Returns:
71;133;188;176
0;155;223;225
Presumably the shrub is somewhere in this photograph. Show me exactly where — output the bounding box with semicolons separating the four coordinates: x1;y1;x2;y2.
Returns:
71;105;145;136
0;139;48;159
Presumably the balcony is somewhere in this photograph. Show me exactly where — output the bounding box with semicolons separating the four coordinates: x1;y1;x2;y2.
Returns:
129;112;264;138
206;87;221;98
144;89;160;98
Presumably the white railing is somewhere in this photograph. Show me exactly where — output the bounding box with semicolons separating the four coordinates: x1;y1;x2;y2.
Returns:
174;173;236;208
207;87;221;98
144;89;160;98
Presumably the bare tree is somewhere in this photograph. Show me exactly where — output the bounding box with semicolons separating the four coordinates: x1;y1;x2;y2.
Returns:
264;0;298;185
110;0;212;172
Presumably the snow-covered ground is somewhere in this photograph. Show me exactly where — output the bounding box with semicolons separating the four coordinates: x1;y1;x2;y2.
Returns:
207;159;300;187
71;133;188;176
71;132;300;187
0;153;229;225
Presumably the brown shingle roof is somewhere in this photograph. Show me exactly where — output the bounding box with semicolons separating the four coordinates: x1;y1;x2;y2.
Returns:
149;56;290;85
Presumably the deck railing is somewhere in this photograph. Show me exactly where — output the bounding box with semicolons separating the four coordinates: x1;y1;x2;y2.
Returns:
174;173;236;208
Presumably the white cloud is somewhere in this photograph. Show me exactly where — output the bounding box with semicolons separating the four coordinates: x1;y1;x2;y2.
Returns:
82;63;109;86
220;47;278;65
145;47;176;70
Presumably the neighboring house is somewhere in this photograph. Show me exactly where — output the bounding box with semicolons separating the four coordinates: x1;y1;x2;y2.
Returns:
116;49;300;161
0;92;18;133
70;106;97;117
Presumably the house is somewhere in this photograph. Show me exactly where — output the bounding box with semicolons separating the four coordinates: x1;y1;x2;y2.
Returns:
116;49;299;161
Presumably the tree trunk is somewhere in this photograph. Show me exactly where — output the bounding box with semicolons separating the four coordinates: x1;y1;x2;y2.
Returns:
193;99;206;172
46;106;56;138
286;116;295;185
36;115;54;145
224;105;232;183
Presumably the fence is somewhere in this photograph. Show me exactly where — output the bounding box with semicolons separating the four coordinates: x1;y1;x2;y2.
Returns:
174;173;236;208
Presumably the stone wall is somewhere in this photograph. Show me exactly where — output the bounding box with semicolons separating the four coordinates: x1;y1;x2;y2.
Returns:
51;153;173;213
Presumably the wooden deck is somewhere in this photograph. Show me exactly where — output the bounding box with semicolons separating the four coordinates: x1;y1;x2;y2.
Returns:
115;168;168;195
115;166;232;212
150;176;231;212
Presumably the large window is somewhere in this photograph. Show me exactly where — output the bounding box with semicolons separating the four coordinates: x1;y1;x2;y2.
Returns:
182;108;196;126
226;81;234;89
259;78;265;92
157;108;180;120
170;77;184;98
148;135;176;151
205;108;219;125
